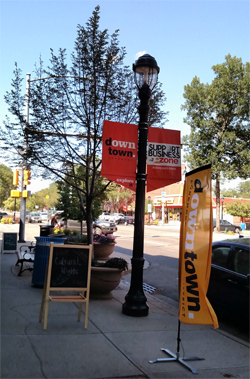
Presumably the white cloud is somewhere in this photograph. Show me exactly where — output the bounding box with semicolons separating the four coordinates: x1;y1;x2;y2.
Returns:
221;178;244;190
29;178;53;194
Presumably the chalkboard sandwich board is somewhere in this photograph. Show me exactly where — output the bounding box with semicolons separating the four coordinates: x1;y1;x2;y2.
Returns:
39;243;92;330
2;233;18;253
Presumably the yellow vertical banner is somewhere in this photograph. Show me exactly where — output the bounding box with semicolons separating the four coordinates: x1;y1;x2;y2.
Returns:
179;165;218;328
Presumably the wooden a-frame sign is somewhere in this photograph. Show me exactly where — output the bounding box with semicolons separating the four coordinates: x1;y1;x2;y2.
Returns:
39;243;92;330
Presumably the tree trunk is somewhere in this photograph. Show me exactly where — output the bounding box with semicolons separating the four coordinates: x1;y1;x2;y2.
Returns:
215;174;220;232
86;199;93;245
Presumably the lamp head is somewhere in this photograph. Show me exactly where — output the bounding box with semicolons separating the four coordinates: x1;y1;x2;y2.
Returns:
133;54;159;90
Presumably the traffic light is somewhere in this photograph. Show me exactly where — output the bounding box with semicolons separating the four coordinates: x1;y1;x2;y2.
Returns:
10;190;21;198
22;190;31;198
23;170;31;186
13;169;19;186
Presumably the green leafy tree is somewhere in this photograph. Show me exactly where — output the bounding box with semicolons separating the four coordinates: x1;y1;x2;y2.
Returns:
221;188;238;198
3;197;20;212
3;182;59;212
41;183;60;209
103;183;133;213
236;181;250;199
55;181;73;220
1;6;168;243
182;55;250;231
56;166;109;226
26;183;59;211
220;181;250;199
226;201;250;222
0;165;14;207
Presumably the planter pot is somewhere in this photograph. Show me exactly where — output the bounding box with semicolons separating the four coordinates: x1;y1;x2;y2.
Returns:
64;242;87;245
93;242;115;260
90;267;123;299
48;234;65;238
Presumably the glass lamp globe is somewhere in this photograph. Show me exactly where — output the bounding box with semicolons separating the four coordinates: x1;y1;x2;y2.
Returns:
133;54;160;90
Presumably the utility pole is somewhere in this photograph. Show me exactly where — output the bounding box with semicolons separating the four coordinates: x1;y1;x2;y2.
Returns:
18;73;30;242
18;73;93;242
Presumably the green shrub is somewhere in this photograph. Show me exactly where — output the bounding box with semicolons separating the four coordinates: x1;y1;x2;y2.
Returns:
92;257;128;271
72;230;80;236
63;228;72;236
64;234;88;244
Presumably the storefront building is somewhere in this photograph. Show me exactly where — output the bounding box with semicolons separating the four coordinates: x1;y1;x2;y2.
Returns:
147;182;217;223
147;182;184;223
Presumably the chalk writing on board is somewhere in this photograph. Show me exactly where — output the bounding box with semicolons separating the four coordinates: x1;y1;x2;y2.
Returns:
50;247;89;288
3;233;17;251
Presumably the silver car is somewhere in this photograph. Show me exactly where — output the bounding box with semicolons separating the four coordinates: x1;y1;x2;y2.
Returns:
28;212;42;223
93;219;117;234
59;217;117;235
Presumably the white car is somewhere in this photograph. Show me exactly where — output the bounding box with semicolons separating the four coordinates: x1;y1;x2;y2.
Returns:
109;213;125;223
99;212;111;221
40;212;49;222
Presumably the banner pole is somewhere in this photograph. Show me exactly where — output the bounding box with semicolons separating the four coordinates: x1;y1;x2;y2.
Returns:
149;165;219;374
149;319;205;374
177;319;181;354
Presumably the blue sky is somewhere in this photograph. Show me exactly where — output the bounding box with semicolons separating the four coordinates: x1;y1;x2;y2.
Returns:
0;0;249;192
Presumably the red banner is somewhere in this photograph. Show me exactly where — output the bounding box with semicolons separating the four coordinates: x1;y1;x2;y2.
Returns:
178;165;218;328
101;121;182;192
147;127;181;192
101;120;138;191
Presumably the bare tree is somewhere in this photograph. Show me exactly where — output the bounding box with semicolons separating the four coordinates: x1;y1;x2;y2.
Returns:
1;6;168;242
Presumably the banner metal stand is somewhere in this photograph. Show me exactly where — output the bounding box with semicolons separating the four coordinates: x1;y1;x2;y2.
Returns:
149;320;205;375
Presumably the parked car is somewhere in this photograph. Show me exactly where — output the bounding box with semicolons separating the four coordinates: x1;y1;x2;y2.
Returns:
28;212;42;223
99;212;111;221
0;212;8;220
116;215;134;225
25;210;31;222
207;237;250;326
93;219;118;234
58;216;117;235
213;219;242;233
124;216;134;225
40;212;48;222
109;213;125;224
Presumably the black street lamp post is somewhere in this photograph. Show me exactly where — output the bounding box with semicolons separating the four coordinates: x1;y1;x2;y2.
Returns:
122;54;159;317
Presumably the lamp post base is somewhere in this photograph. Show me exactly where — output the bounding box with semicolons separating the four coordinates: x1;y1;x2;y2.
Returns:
122;298;149;317
122;257;149;317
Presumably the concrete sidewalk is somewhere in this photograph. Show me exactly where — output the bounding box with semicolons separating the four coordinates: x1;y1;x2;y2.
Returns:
1;251;249;379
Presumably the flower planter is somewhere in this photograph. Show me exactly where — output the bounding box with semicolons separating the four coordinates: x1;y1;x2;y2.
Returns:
93;242;115;260
49;234;65;238
90;267;123;299
64;241;87;245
